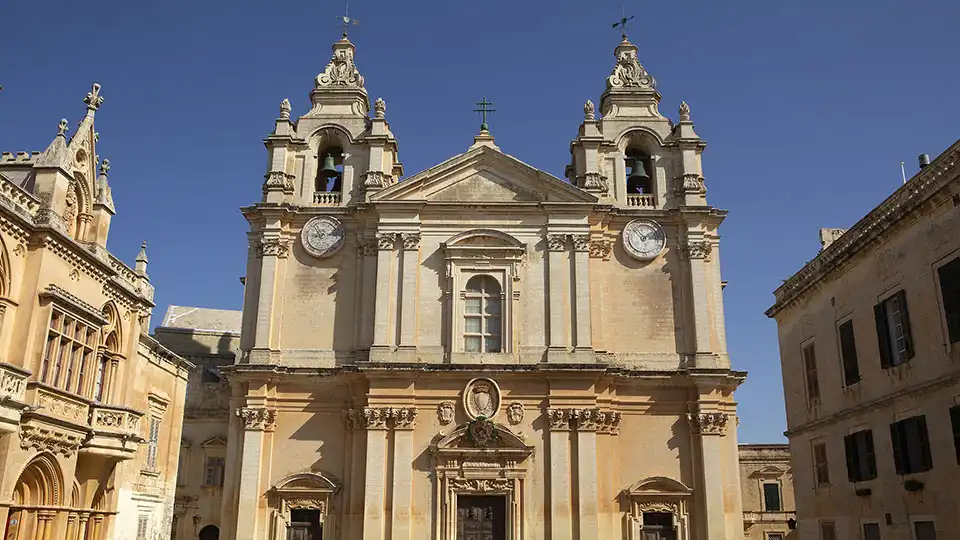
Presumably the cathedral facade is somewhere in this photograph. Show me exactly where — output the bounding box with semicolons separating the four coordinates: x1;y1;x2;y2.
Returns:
221;34;745;540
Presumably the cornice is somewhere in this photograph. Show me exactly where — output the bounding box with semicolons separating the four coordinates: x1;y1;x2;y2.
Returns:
768;141;960;318
39;285;109;325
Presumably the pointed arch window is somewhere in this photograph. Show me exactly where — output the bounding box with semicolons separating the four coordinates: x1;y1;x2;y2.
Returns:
463;275;502;353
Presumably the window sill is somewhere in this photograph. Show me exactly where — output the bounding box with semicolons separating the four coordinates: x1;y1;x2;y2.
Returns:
140;469;161;478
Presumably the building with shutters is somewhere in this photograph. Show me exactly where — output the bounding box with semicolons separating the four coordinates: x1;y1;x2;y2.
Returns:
738;444;796;540
766;140;960;540
213;30;748;540
0;85;192;540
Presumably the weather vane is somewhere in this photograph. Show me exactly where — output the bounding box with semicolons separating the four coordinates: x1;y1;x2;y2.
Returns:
473;97;496;132
612;5;635;40
337;0;359;38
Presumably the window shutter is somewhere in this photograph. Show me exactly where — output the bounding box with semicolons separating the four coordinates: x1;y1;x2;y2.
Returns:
844;435;857;482
896;290;915;359
951;406;960;464
890;422;905;475
939;259;960;343
865;430;877;479
917;416;932;471
839;321;860;384
874;302;892;368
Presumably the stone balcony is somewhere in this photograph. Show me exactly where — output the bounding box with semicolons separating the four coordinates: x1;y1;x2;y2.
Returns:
0;362;31;434
19;382;144;460
742;510;797;527
313;191;341;206
626;194;656;208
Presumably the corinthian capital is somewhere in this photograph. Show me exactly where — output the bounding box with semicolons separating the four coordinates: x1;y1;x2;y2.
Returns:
688;412;728;436
237;407;278;431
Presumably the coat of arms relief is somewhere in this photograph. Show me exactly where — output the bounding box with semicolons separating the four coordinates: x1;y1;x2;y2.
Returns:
463;377;501;420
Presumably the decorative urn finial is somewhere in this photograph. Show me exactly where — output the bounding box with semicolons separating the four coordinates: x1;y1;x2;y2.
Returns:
584;99;595;121
679;101;691;122
279;98;291;120
373;97;386;119
57;119;69;137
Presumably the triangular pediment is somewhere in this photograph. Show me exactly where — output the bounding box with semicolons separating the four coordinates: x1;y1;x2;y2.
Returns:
371;146;596;204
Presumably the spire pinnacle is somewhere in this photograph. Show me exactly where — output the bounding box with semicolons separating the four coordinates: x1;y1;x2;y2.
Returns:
135;241;149;276
83;83;103;115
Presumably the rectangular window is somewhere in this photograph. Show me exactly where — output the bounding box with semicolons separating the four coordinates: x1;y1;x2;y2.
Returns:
938;257;960;343
890;415;933;474
819;521;836;540
42;308;98;395
838;320;861;385
762;482;782;511
204;456;225;487
146;416;160;470
951;406;960;464
844;429;877;482
813;441;830;486
862;523;881;540
136;515;149;540
803;343;821;405
914;521;937;540
874;290;914;367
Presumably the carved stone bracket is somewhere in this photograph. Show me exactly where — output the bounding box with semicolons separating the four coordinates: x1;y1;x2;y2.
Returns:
19;424;82;456
257;238;291;259
343;407;418;430
679;241;712;261
688;412;728;436
237;407;278;431
263;171;295;194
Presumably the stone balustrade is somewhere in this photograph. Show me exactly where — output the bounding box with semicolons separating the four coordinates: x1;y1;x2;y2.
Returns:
626;194;656;208
0;173;41;216
32;385;90;425
313;191;341;205
89;404;142;437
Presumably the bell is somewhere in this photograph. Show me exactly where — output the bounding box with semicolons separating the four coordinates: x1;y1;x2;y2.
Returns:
320;153;339;179
627;158;650;193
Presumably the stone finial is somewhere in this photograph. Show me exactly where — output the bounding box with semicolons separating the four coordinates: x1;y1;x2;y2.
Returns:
99;159;111;176
135;241;149;276
373;97;386;119
606;40;655;90
679;101;691;122
83;83;104;112
57;119;69;137
279;98;291;120
316;39;364;88
584;99;595;121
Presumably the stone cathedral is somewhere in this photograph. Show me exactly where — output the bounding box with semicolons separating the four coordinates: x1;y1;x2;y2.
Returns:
218;32;746;540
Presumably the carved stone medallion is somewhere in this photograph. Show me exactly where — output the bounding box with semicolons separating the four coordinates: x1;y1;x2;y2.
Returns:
622;219;666;261
463;377;501;420
437;401;455;426
506;402;524;425
300;216;345;258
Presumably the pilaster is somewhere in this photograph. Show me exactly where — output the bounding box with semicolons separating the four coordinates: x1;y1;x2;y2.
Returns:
546;408;573;540
682;233;715;366
546;234;568;359
397;233;420;353
234;406;278;540
358;238;378;349
371;234;397;359
689;411;730;540
571;235;593;354
571;408;600;540
252;234;291;355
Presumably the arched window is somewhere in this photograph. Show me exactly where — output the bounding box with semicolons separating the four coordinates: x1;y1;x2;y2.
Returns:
463;275;502;353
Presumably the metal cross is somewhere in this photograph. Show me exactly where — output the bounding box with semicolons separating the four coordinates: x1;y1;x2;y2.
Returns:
337;0;360;38
473;97;496;131
612;13;635;40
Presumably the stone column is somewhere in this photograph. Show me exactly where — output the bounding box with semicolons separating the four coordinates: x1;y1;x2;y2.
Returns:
546;408;572;540
371;235;397;354
253;235;290;352
77;513;90;540
572;409;599;539
390;408;417;540
546;234;568;357
359;408;389;540
570;235;593;353
683;237;714;364
234;407;278;540
690;411;729;540
65;512;76;540
397;234;420;352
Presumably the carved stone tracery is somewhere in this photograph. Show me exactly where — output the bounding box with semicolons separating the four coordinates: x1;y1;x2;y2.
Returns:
449;478;513;493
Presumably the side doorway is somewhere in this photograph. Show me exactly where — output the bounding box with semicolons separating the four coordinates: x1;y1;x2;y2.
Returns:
286;509;322;540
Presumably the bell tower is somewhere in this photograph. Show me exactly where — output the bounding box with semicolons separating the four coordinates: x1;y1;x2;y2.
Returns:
260;35;402;207
567;36;708;210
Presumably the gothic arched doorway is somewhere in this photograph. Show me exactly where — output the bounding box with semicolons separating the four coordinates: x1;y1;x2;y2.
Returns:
4;453;64;540
199;525;220;540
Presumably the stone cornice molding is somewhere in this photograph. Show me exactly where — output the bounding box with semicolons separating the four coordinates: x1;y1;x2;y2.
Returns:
237;406;278;431
688;412;728;436
343;406;418;430
769;142;960;317
39;285;110;325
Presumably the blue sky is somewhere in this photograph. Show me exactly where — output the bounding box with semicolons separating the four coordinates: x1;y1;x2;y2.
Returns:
1;0;958;442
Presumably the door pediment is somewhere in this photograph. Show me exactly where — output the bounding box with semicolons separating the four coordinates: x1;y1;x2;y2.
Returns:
371;146;597;204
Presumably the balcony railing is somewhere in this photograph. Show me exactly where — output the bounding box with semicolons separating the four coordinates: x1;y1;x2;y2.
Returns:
742;511;796;524
0;363;30;434
90;404;143;436
626;194;656;208
313;191;341;205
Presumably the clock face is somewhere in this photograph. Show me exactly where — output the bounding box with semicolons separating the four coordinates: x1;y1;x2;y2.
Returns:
300;216;345;258
622;219;666;261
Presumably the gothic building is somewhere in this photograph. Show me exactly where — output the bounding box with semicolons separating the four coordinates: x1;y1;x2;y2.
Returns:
0;86;191;540
220;33;745;540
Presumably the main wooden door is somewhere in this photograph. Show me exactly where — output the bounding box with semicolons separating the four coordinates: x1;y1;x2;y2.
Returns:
456;495;506;540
